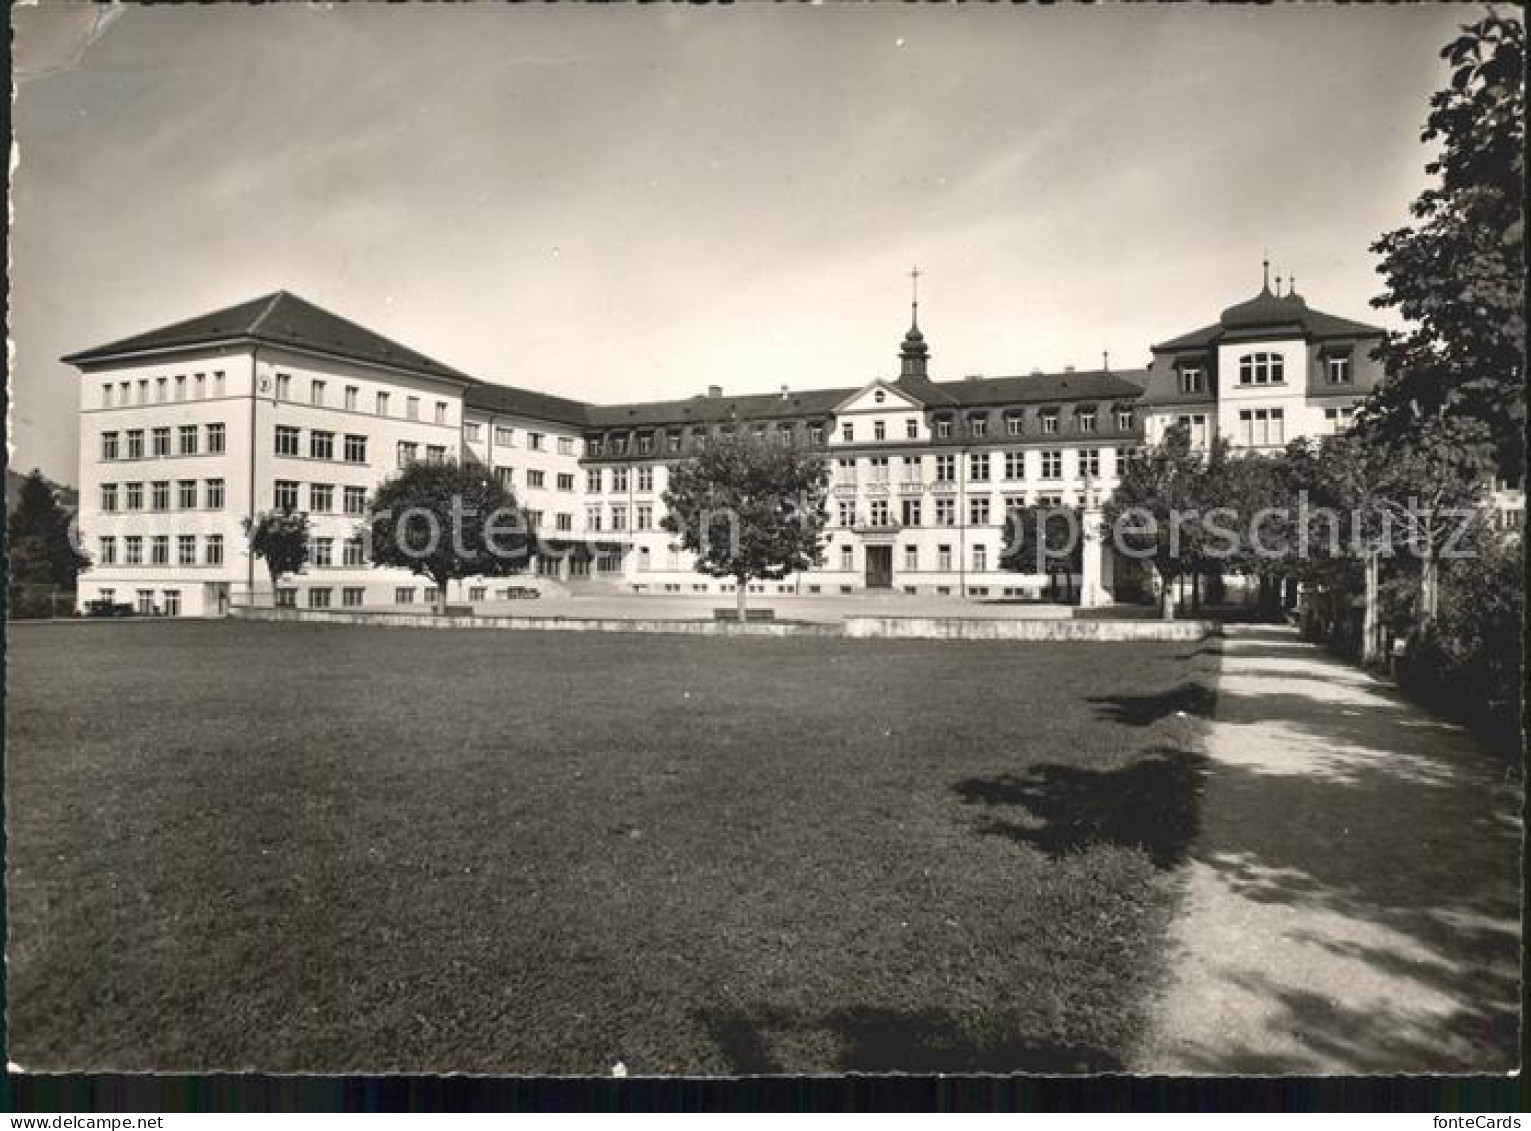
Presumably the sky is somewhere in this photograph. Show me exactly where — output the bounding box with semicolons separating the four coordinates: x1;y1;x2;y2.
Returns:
9;2;1476;485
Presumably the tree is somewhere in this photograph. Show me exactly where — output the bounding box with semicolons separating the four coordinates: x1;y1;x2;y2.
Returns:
1365;10;1525;479
660;430;829;620
1102;424;1225;619
998;503;1083;602
8;470;89;617
365;460;533;614
244;509;311;604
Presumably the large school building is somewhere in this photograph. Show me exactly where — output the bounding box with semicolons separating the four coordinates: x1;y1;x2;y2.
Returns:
65;269;1386;616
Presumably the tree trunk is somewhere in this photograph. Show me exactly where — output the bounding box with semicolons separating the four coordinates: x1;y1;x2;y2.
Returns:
437;578;449;616
1419;551;1439;631
736;575;748;622
1191;570;1202;611
1361;551;1381;667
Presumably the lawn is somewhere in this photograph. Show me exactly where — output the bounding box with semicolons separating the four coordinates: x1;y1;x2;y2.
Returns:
5;620;1214;1073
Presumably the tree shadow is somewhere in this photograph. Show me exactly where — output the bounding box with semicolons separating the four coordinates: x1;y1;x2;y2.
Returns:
1087;682;1215;726
950;745;1207;871
698;1004;1123;1075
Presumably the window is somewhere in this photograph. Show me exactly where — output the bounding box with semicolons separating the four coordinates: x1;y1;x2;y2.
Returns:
1179;367;1204;394
869;456;890;483
310;431;335;460
528;432;545;452
837;500;856;526
311;538;334;567
637;467;654;492
1327;356;1352;384
527;470;545;489
344;486;367;516
1004;451;1025;480
1041;450;1063;479
969;497;991;526
1176;413;1209;447
308;588;333;609
1041;412;1059;435
586;469;602;493
973;544;988;572
125;537;143;565
968;452;990;482
558;436;576;456
556;512;574;532
152;427;171;457
638;433;654;455
495;467;513;489
610;505;627;531
902;418;918;440
102;383;114;408
422;444;444;465
935;498;955;526
936;419;952;439
274;480;299;510
173;423;195;455
136;379;148;404
406;396;420;421
1238;407;1286;447
435;401;448;425
343;587;365;608
874;420;886;442
1238;352;1284;386
150;536;169;565
903;545;918;572
344;386;359;411
970;416;988;438
177;535;197;566
162;590;181;616
586;506;603;532
125;482;144;510
840;545;855;572
99;536;117;565
869;499;891;526
935;454;956;482
901;498;922;526
344;434;367;463
395;588;416;605
495;425;515;446
101;432;119;461
376;391;391;415
464;421;482;442
276;425;301;456
555;472;575;492
151;481;170;511
1078;409;1097;433
842;422;855;442
611;468;629;493
397;441;418;468
276;588;297;609
101;484;119;512
127;430;144;459
213;371;226;397
809;425;825;444
174;375;186;401
311;380;327;407
937;544;953;571
1324;405;1357;432
206;535;224;566
1006;416;1023;437
309;484;334;512
207;423;226;454
195;374;206;399
178;480;198;509
343;538;365;567
275;373;292;401
632;504;652;532
206;479;225;509
155;377;168;403
1080;448;1101;478
901;455;922;482
666;432;681;454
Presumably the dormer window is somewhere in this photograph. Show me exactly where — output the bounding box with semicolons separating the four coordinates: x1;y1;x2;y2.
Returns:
638;434;653;455
969;416;987;438
587;437;603;456
809;424;825;444
667;432;681;453
1041;411;1059;435
1179;367;1204;395
1078;409;1097;433
1117;408;1134;430
1327;356;1352;384
936;418;952;439
1238;353;1284;386
1006;415;1023;437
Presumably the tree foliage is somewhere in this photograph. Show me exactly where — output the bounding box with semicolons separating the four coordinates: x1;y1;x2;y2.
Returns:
1365;10;1525;478
365;460;532;613
244;508;311;597
660;430;829;617
8;470;89;590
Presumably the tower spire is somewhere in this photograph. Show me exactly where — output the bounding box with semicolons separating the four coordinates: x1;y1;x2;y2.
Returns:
1262;250;1271;294
898;266;929;381
909;265;922;329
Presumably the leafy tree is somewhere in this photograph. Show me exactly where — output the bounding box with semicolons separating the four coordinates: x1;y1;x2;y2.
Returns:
7;470;89;617
1103;424;1225;619
365;460;533;614
660;430;829;620
244;508;311;604
1365;10;1525;479
999;503;1083;601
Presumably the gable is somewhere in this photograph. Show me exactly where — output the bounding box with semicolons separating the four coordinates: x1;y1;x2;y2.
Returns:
832;379;925;416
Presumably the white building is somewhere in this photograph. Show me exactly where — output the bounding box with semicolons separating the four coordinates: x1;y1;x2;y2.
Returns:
65;271;1390;614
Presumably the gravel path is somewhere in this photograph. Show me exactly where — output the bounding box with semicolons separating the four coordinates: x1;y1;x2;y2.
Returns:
1135;625;1522;1074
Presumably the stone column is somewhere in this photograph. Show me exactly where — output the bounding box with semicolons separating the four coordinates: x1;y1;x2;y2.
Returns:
1079;497;1111;608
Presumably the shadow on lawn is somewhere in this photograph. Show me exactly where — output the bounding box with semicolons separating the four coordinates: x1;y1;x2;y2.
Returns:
951;746;1206;871
1087;682;1215;727
699;1005;1122;1074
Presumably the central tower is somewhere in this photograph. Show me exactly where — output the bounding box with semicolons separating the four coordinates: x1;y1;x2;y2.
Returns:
898;266;930;380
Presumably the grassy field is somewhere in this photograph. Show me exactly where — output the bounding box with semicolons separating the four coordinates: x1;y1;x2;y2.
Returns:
5;621;1213;1073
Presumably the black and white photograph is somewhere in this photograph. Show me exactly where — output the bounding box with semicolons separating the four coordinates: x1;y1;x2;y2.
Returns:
4;0;1524;1091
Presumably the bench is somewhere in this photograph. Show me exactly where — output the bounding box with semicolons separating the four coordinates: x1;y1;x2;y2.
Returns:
713;608;776;623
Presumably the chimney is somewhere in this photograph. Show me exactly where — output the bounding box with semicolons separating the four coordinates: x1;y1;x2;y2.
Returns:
707;385;722;399
1064;365;1075;374
779;384;789;400
1029;367;1043;377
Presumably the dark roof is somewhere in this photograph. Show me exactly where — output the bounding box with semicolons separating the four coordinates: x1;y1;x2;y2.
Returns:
1152;286;1384;353
464;382;592;428
927;370;1149;407
62;291;475;383
585;387;852;429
